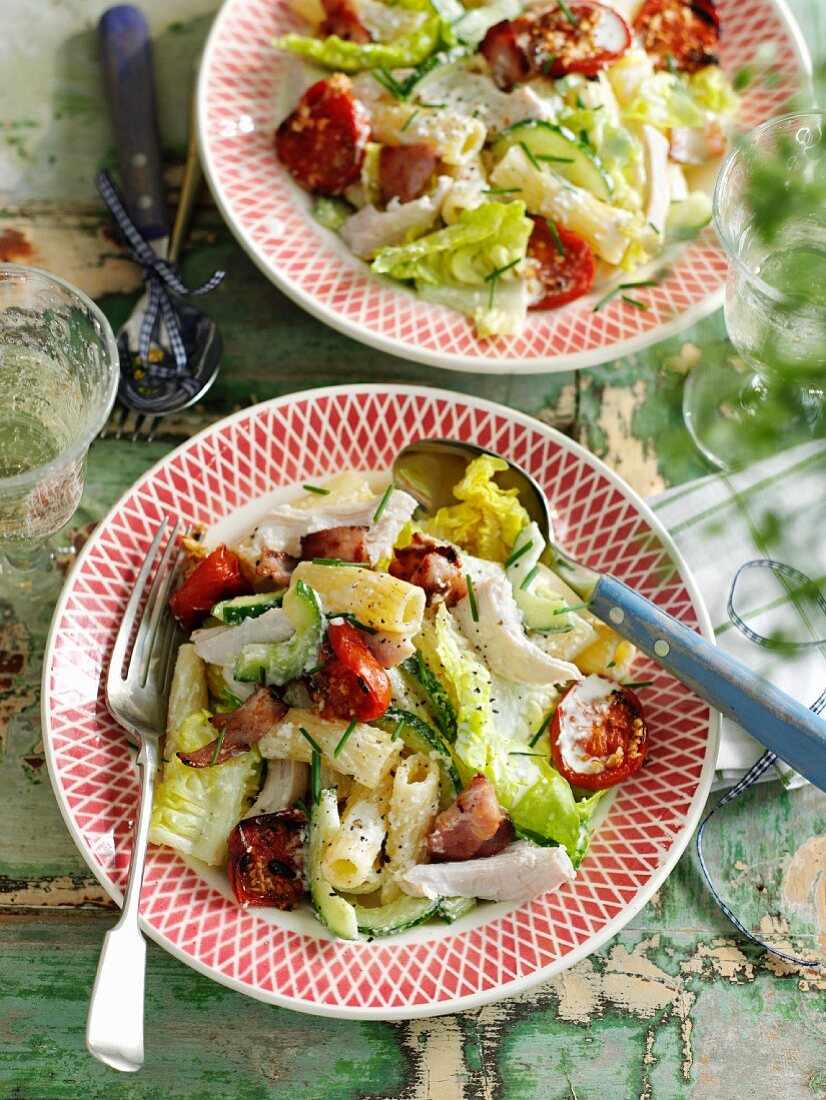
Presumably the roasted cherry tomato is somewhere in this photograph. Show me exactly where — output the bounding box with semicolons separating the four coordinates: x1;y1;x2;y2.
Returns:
227;810;307;909
549;675;648;790
516;1;632;80
169;544;250;631
275;74;371;195
526;216;596;310
634;0;720;73
311;620;391;722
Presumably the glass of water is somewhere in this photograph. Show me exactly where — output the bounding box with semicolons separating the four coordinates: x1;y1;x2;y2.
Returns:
683;111;826;470
0;265;118;595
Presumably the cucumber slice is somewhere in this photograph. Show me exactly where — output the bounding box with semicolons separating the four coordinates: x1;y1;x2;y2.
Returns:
308;789;359;940
384;706;462;807
438;895;476;924
666;190;712;240
353;894;440;936
211;592;284;624
234;580;323;685
492;120;614;203
400;653;457;744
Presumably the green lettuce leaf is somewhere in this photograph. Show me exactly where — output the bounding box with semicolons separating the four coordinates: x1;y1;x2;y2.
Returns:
273;0;445;72
419;606;582;855
149;711;261;866
622;72;703;129
372;200;531;286
418;453;530;562
689;65;739;115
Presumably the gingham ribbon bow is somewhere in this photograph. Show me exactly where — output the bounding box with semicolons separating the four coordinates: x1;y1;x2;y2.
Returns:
95;169;225;377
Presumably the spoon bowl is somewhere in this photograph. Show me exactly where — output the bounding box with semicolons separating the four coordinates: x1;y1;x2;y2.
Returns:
393;437;826;791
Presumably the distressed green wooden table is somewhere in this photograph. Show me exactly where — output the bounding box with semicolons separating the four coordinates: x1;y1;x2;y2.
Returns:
1;2;825;1096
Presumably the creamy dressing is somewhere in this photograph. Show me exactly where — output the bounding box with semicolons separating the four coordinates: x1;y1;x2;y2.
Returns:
556;674;618;775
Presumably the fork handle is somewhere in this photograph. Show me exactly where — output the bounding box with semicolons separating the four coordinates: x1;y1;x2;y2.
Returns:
99;5;168;243
591;575;826;791
86;737;158;1072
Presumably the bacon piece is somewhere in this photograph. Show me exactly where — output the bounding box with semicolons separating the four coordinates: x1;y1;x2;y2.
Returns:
249;547;298;586
300;524;370;563
427;775;515;861
481;20;530;91
389;533;468;607
378;144;439;205
177;686;287;767
320;0;371;42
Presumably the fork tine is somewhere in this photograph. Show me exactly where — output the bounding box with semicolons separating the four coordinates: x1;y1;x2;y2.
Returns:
132;520;182;687
108;520;169;693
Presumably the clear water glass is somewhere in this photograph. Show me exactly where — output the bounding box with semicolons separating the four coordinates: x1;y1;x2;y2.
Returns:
0;265;118;594
683;111;826;469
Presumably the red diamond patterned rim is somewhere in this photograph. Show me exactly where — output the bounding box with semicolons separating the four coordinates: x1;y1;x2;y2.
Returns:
196;0;810;373
42;386;719;1018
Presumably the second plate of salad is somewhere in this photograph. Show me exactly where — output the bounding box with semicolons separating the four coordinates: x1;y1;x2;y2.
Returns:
198;0;809;371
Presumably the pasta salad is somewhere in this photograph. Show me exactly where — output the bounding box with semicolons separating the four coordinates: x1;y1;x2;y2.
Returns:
150;456;650;939
271;0;738;337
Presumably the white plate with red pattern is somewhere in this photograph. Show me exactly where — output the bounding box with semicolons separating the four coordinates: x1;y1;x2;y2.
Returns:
196;0;809;373
43;385;719;1018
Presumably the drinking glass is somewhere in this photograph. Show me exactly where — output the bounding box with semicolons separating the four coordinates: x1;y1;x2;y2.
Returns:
683;111;826;470
0;265;119;597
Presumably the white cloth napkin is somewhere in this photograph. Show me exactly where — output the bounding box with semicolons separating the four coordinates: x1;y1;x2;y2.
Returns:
649;441;826;790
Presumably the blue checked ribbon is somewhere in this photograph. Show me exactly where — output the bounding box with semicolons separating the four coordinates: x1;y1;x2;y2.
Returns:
95;169;225;378
697;558;826;969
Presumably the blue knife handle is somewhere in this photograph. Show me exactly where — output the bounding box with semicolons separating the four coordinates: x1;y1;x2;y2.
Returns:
99;5;168;241
590;575;826;792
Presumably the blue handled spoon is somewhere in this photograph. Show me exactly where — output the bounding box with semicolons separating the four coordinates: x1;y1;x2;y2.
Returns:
392;438;826;792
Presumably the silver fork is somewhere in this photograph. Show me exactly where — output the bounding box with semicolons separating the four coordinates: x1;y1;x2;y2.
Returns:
86;518;183;1072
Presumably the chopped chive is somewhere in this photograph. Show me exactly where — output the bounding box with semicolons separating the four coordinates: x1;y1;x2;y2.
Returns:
509;751;547;758
400;109;419;132
326;611;378;635
621;294;650;310
419;102;446;109
623;680;654;689
529;709;555;747
334;717;358;756
372;67;406;99
541;52;557;76
373;483;395;522
466;574;479;621
732;65;754;91
311;748;321;804
312;557;371;567
575;92;587;110
592;279;658;313
547;219;566;257
504;539;533;569
531;624;574;635
580;129;590;147
557;0;578;26
665;51;677;75
520;564;540;590
518;141;541;171
302;484;330;495
481;187;522;195
536;154;575;163
553;600;590;614
209;727;227;766
391;718;405;741
606;659;616;669
305;662;328;677
484;256;521;309
299;726;323;755
648;221;661;234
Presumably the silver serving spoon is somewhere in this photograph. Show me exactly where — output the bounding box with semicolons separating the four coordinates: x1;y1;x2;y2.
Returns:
99;7;222;426
393;438;826;791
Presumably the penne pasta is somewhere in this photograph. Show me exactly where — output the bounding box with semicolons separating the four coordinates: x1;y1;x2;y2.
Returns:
370;103;485;166
258;707;402;790
291;561;426;634
381;753;441;903
322;781;391;891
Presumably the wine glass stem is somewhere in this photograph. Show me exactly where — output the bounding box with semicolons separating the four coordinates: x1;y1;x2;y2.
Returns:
1;540;53;579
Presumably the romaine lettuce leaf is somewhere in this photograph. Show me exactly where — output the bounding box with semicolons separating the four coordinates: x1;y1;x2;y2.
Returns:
372;200;532;286
418;278;527;339
689;65;739;115
622;72;703;129
418;453;530;562
420;605;583;855
273;0;445;72
149;711;261;866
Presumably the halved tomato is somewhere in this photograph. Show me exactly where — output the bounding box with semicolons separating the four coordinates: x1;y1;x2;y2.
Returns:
310;620;391;722
227;810;307;909
516;1;632;79
169;544;250;631
634;0;720;73
526;215;596;310
549;674;648;790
